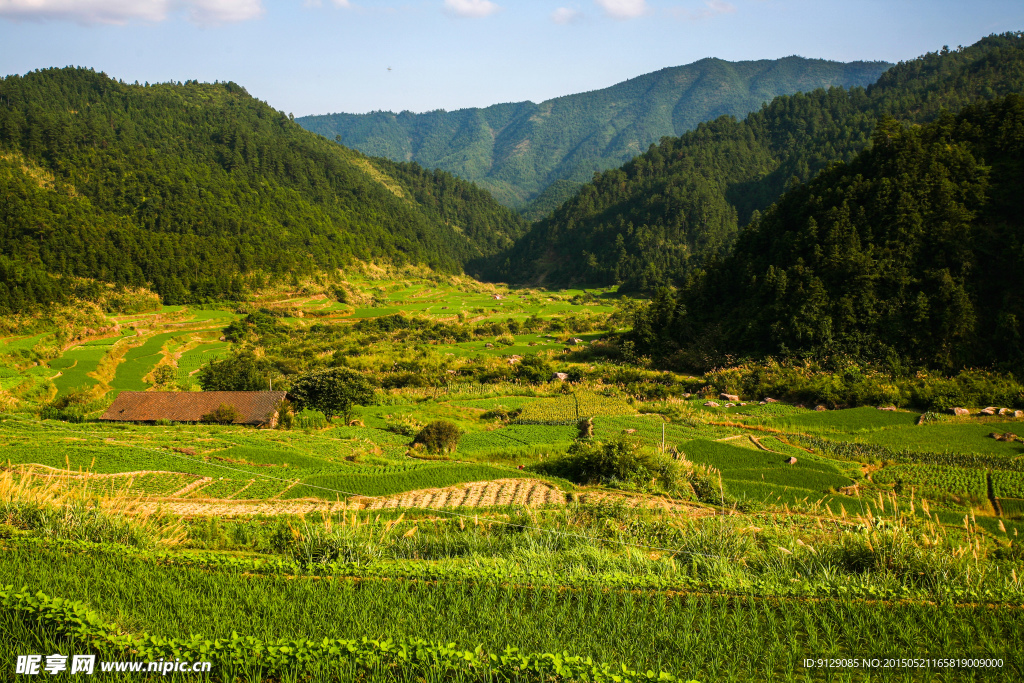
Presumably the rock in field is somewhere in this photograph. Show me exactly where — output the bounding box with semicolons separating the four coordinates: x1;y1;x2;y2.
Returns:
951;407;970;416
785;457;797;465
1016;410;1024;418
980;407;998;416
720;393;740;402
704;401;720;407
878;406;897;411
551;372;569;381
990;432;1020;442
815;405;827;411
764;398;779;403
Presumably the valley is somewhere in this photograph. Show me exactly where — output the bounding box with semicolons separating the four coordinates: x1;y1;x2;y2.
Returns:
1;28;1024;683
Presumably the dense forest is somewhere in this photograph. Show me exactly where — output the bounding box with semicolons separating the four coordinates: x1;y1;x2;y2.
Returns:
299;57;891;216
488;32;1024;290
0;69;527;312
627;94;1024;372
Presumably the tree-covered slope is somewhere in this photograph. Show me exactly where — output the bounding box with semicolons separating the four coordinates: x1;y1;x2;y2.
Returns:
0;68;527;311
490;32;1024;289
628;94;1024;372
298;57;891;214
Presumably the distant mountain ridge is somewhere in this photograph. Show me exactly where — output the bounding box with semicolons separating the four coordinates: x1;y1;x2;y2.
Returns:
483;32;1024;290
297;56;892;216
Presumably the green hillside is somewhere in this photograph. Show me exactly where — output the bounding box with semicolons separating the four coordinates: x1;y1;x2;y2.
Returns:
297;57;892;214
627;93;1024;371
0;68;528;312
489;32;1024;290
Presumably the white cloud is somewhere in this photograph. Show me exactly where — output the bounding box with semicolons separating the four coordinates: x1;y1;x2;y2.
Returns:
0;0;263;24
184;0;263;23
594;0;647;19
443;0;499;18
670;0;735;21
551;7;582;24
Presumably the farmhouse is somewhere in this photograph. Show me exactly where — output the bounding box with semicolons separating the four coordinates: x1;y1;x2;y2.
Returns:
100;391;287;427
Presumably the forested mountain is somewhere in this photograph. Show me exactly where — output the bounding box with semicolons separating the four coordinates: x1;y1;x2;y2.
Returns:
628;94;1024;372
0;68;528;312
488;32;1024;289
297;57;891;216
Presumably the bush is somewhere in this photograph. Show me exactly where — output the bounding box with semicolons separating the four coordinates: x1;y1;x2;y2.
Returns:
532;438;682;494
39;387;97;422
151;364;176;387
514;354;552;384
413;420;462;454
481;406;521;422
386;415;424;437
275;399;295;430
200;404;241;424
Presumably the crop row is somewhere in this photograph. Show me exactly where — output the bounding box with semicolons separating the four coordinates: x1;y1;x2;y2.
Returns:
111;331;188;391
4;541;1023;682
680;439;853;493
992;471;1024;499
765;407;920;433
176;342;230;380
459;426;577;453
515;390;633;424
284;464;532;499
871;464;989;503
795;434;1024;471
10;535;1023;605
1;584;682;683
51;345;109;395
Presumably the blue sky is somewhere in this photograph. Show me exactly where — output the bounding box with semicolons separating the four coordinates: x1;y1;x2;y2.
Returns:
1;0;1022;116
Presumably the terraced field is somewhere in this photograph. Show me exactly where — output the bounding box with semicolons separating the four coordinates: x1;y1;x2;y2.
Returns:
50;344;110;395
681;438;857;507
176;341;230;381
110;331;193;391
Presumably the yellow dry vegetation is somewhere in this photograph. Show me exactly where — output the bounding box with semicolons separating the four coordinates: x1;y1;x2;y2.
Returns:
348;156;406;198
0;151;77;196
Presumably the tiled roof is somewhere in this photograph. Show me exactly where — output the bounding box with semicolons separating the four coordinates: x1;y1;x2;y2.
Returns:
99;391;287;425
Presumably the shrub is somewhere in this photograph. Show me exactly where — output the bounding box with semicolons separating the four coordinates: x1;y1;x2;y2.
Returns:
514;355;552;384
200;404;241;424
481;405;521;422
386;415;424;437
151;364;176;387
39;387;96;422
275;399;295;429
532;438;682;494
413;420;462;454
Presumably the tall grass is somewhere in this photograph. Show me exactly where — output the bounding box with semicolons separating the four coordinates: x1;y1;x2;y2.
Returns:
0;468;184;547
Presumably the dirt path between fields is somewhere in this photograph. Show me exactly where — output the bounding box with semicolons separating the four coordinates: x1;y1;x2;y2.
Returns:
119;478;712;518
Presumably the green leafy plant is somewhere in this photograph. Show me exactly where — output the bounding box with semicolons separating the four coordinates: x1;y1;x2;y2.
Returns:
200;404;242;424
413;420;462;454
288;367;376;421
